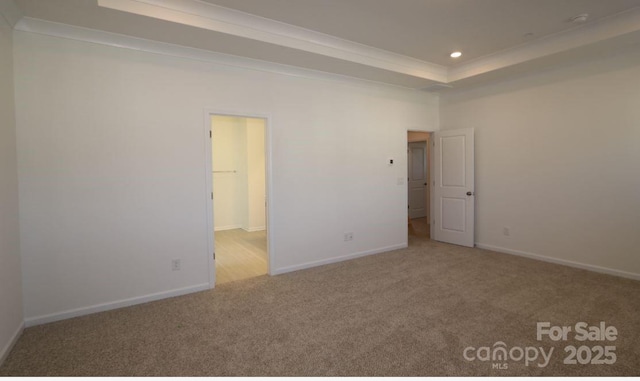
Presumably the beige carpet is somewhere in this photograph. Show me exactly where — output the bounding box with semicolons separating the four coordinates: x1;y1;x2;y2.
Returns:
1;234;639;376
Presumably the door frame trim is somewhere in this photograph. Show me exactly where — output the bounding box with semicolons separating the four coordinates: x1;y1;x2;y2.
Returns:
203;109;274;289
406;130;434;240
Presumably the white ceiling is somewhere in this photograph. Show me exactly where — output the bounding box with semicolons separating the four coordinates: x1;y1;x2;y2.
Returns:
202;0;640;66
8;0;640;90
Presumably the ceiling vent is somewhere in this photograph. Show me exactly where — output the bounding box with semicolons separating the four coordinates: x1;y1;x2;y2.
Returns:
569;13;589;23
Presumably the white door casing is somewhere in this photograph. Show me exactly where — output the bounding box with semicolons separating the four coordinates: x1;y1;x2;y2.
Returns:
433;128;474;247
408;141;428;219
204;109;274;289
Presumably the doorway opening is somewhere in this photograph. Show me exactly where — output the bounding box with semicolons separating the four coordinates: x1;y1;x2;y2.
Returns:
407;131;432;245
210;114;269;285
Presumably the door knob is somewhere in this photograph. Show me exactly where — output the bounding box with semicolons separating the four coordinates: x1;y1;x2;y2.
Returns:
466;191;474;196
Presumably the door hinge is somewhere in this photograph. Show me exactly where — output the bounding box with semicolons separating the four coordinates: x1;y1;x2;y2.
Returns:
211;192;213;200
213;252;216;260
209;130;212;138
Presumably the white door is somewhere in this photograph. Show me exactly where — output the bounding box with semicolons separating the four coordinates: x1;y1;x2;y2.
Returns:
433;128;474;247
408;141;428;219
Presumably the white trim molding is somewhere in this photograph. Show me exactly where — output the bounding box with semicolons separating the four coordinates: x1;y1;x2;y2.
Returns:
243;226;266;233
272;243;407;276
448;6;640;83
24;283;211;327
213;225;243;232
97;0;448;83
0;322;24;366
96;0;640;88
476;243;640;282
13;17;427;91
203;108;276;289
8;1;640;90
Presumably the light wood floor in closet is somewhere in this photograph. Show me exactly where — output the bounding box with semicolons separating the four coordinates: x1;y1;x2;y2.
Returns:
215;229;267;285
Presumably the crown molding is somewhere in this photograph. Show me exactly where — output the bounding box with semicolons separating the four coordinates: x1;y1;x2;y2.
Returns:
0;0;22;28
96;0;640;89
14;17;433;92
449;6;640;83
97;0;448;83
11;0;640;90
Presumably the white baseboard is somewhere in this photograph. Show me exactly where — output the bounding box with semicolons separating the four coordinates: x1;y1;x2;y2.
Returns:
24;283;211;327
214;225;241;232
242;226;265;232
0;321;24;366
271;243;407;276
476;243;640;281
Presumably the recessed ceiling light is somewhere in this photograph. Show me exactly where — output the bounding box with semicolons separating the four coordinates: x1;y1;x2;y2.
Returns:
450;51;462;58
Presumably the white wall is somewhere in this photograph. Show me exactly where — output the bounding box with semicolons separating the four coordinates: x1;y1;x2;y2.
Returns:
0;15;23;363
14;31;438;323
440;48;640;278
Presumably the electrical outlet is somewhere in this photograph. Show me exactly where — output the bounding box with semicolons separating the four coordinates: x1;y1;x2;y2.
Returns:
503;227;510;237
171;259;181;271
343;232;354;241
